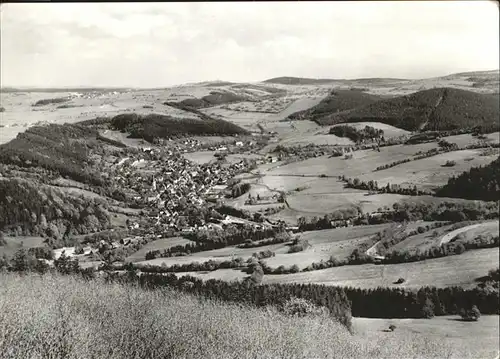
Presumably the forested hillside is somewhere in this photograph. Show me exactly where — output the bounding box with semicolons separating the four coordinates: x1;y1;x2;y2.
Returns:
110;113;249;142
288;89;383;121
436;157;500;201
0;124;108;186
316;88;499;132
0;178;111;240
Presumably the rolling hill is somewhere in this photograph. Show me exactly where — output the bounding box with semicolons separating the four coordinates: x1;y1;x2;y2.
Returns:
315;87;500;131
0;124;109;186
288;89;384;121
109;113;250;142
166;90;251;109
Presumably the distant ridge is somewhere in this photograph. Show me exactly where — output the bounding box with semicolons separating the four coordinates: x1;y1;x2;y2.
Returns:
263;76;412;85
263;77;337;85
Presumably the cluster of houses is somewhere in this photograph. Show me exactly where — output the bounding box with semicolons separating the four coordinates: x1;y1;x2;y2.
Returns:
107;145;258;231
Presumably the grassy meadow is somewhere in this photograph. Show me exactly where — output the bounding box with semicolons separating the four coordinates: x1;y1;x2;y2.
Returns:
0;272;489;359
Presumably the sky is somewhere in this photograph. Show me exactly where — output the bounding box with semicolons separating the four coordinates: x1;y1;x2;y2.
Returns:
1;1;498;88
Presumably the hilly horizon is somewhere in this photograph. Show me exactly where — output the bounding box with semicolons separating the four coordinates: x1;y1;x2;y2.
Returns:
2;69;498;92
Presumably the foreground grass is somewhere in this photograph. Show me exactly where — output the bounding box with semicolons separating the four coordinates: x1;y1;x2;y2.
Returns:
0;273;479;359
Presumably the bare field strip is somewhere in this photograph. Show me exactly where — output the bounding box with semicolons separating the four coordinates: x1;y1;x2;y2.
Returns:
262;248;500;289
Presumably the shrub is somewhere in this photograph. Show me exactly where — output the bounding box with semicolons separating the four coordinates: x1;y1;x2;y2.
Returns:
288;239;311;253
281;297;329;318
252;250;275;260
460;305;481;321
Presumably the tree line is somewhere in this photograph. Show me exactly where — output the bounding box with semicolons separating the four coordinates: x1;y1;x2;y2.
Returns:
109;269;498;323
340;175;433;196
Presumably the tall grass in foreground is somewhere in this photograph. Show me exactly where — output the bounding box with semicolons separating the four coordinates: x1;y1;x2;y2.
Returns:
0;273;472;359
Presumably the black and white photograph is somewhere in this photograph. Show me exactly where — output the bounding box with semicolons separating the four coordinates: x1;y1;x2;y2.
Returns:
0;1;499;358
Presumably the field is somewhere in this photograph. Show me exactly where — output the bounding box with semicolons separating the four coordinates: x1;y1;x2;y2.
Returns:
0;236;45;257
357;148;499;190
262;248;499;289
1;272;487;359
352;316;500;359
262;142;439;178
392;220;500;253
264;224;391;269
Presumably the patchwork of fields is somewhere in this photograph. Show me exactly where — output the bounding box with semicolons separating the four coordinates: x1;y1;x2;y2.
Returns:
2;70;499;359
262;248;499;289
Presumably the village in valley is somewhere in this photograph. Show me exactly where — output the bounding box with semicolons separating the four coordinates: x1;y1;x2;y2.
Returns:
1;3;499;358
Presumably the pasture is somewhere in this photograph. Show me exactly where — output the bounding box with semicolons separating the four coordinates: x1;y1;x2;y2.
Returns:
352;316;500;359
263;248;499;289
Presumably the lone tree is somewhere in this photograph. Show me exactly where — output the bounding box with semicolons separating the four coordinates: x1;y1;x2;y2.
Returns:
421;298;435;319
